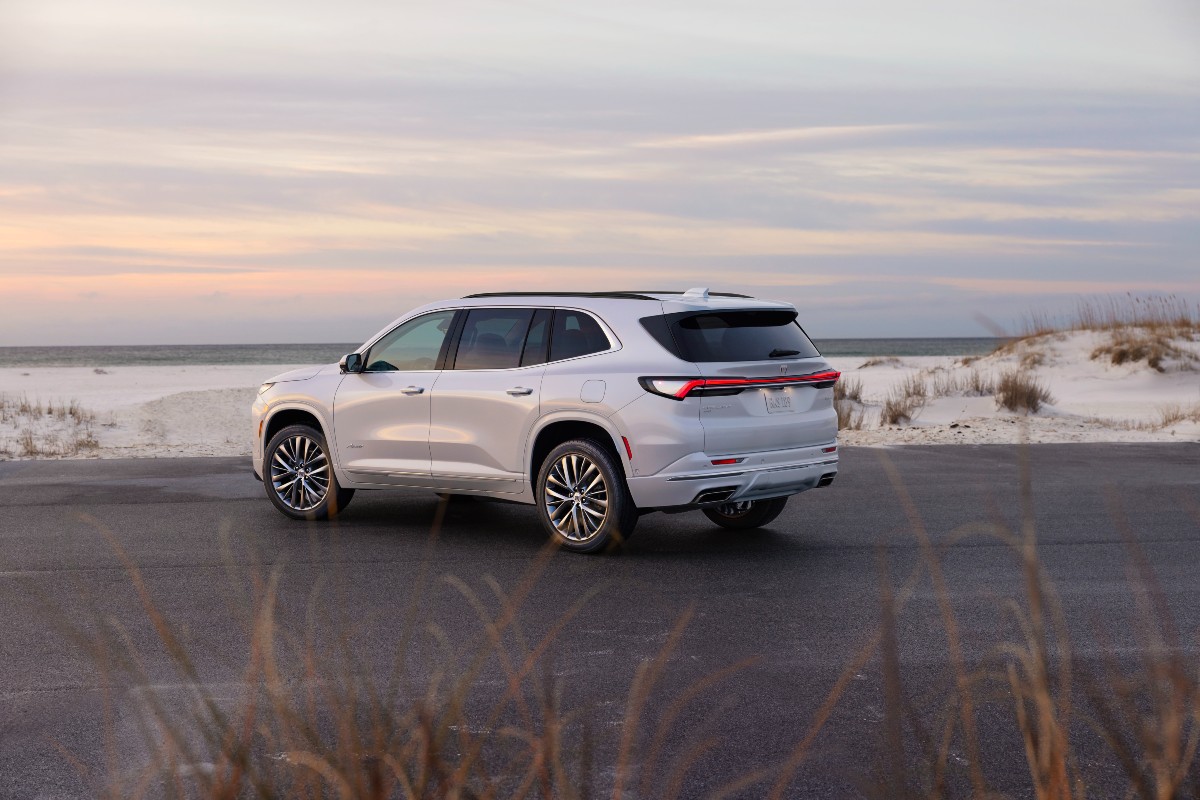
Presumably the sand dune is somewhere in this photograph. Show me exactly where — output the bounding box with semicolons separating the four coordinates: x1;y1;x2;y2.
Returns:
1;330;1197;460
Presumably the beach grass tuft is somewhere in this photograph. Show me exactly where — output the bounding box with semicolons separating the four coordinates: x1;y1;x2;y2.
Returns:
995;371;1053;413
834;377;868;430
1090;328;1198;372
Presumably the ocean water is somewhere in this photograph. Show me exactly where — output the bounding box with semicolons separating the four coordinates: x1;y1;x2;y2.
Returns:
0;338;1002;368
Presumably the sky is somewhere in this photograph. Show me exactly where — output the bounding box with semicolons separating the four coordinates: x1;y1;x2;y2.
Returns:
1;0;1197;345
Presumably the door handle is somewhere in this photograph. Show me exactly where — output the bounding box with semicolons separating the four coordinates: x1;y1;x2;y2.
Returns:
506;386;534;396
400;386;425;395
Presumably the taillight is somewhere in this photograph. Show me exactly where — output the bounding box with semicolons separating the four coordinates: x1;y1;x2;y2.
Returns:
639;371;840;400
639;378;706;399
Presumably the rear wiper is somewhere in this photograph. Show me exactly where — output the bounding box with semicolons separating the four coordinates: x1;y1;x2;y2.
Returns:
769;349;801;358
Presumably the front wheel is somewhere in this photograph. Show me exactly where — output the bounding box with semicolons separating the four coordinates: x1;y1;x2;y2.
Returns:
702;497;788;530
264;424;354;521
535;439;638;554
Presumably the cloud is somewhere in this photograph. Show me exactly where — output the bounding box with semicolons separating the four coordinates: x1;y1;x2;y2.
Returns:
0;1;1197;344
635;124;929;150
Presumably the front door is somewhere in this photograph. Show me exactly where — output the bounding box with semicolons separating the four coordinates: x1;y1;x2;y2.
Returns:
332;309;456;486
430;307;549;493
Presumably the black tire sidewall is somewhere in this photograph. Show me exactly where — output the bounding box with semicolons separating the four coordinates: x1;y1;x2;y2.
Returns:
535;439;637;553
264;424;352;521
702;496;789;530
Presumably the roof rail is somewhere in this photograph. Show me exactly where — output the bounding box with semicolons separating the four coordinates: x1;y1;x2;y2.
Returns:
461;291;660;300
615;290;755;299
460;290;756;300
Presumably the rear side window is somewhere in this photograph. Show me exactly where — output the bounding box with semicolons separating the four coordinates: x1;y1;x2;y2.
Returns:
550;310;610;361
649;309;820;363
453;308;534;370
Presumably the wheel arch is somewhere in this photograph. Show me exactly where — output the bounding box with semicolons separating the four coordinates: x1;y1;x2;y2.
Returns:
527;414;629;486
263;404;332;451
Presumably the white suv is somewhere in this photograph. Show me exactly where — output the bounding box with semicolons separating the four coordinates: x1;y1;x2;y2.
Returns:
252;289;840;553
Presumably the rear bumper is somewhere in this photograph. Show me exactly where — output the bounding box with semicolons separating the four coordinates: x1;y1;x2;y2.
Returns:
626;443;838;509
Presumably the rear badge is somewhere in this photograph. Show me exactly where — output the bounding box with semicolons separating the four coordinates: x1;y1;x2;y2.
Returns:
780;364;788;375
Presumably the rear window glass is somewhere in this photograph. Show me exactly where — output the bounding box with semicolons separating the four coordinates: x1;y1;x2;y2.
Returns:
649;309;820;363
550;310;610;361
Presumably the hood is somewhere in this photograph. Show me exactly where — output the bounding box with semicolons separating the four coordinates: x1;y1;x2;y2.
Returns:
265;364;337;383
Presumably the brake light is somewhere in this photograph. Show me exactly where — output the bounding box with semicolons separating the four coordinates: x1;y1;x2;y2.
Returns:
639;371;840;400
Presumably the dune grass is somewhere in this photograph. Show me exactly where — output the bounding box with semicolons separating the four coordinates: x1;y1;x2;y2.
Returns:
1018;294;1200;339
879;374;928;425
0;393;99;457
995;295;1200;374
834;377;868;430
995;371;1054;413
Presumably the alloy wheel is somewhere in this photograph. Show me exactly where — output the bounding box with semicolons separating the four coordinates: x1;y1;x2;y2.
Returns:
270;434;330;512
544;453;609;542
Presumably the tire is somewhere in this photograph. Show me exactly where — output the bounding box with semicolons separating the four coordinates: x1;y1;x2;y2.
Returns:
702;497;788;530
264;424;354;521
535;439;638;554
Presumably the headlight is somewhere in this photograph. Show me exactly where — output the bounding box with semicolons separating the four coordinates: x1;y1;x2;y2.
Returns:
258;382;275;395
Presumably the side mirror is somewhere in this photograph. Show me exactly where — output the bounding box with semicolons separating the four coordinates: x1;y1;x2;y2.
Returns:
340;352;364;374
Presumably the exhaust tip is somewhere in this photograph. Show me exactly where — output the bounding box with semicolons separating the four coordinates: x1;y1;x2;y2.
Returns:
693;487;737;505
816;473;835;488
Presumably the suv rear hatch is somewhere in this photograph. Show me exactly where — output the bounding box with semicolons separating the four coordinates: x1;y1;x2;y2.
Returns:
642;304;838;454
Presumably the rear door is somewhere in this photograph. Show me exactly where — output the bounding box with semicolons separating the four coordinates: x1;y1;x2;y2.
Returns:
666;308;837;453
429;307;550;493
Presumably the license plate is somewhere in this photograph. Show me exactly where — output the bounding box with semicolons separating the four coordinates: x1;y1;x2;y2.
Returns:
764;391;793;414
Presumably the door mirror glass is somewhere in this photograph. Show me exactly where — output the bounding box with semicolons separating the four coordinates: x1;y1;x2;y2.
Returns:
340;352;363;373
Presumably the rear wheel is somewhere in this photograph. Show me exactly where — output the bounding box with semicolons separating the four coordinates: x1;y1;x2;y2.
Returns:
536;439;638;553
264;424;354;521
702;497;788;530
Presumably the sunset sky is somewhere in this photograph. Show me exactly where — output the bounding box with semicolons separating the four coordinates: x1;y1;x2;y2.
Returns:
1;0;1197;345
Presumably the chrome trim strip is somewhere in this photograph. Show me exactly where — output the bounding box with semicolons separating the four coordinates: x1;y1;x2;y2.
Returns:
766;459;838;472
666;457;837;482
347;468;429;479
667;471;746;482
432;472;520;482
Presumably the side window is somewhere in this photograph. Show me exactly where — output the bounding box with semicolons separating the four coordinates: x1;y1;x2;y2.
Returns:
550;310;610;361
364;310;455;372
453;308;535;370
520;309;552;367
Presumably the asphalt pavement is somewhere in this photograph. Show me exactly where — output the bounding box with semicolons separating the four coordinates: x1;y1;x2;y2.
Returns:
1;443;1198;798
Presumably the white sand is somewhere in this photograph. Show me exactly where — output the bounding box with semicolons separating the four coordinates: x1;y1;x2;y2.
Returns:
0;365;302;459
0;329;1197;460
832;329;1200;445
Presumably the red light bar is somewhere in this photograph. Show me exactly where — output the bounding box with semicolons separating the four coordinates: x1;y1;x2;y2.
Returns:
659;371;841;399
621;436;633;460
711;457;745;465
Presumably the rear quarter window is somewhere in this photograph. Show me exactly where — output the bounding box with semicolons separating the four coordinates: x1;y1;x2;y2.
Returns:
642;309;821;362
